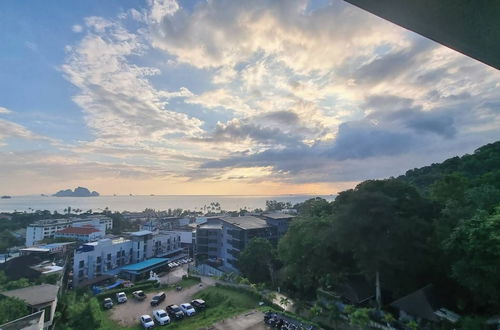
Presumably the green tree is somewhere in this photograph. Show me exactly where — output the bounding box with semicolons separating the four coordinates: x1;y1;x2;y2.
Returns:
0;296;29;324
278;215;352;296
238;238;278;285
333;179;436;294
444;206;500;310
346;307;372;329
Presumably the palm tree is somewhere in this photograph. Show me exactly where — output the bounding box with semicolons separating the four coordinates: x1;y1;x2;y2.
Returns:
279;296;290;309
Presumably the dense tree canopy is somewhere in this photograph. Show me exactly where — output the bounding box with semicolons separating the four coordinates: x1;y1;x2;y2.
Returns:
238;238;279;285
275;140;500;316
0;296;29;325
444;206;500;310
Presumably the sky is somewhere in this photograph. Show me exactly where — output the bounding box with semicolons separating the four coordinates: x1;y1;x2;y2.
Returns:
0;0;499;196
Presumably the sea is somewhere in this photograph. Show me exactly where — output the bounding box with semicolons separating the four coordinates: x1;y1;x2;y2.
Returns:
0;195;336;213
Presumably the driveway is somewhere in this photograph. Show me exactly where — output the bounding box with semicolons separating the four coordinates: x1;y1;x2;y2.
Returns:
109;268;215;326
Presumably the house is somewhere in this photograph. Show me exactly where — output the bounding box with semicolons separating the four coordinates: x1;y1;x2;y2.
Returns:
1;284;59;329
336;275;375;306
390;284;460;324
0;310;45;330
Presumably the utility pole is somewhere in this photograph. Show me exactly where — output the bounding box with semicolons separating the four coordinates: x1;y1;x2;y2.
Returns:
376;271;381;310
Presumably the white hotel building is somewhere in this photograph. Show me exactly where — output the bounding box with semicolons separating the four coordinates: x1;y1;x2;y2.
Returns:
72;230;182;286
25;216;112;246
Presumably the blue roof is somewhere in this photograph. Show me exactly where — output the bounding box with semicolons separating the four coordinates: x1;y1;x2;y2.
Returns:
120;258;168;272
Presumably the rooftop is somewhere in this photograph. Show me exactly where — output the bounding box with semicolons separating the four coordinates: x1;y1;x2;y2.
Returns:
390;284;441;322
220;216;270;230
56;227;100;235
0;310;44;330
129;230;153;236
120;258;168;272
198;223;223;230
262;213;296;220
1;284;59;306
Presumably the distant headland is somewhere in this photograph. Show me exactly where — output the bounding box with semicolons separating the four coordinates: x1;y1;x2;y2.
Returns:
53;187;100;197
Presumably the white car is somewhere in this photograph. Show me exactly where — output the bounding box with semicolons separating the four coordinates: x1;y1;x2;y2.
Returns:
153;309;171;325
116;292;127;303
140;314;155;328
180;303;196;316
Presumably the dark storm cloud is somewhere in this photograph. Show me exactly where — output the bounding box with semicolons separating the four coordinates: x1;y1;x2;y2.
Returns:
364;94;457;138
326;121;415;160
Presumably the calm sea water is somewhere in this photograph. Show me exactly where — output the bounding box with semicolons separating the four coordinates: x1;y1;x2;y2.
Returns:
0;195;335;213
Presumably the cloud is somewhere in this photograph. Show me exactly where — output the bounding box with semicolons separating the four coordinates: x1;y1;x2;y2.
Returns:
149;0;405;73
62;15;204;151
0;106;12;114
72;24;83;33
0;119;56;146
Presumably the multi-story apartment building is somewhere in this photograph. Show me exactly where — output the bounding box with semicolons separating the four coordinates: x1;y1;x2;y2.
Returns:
25;216;112;246
219;216;278;271
194;214;295;272
72;230;181;286
195;221;223;261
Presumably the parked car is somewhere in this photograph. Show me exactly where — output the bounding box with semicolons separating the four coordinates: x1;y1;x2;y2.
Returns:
166;304;184;320
103;297;113;309
191;299;206;309
139;314;155;329
116;292;127;303
150;292;166;306
153;309;171;325
132;290;146;301
180;303;196;316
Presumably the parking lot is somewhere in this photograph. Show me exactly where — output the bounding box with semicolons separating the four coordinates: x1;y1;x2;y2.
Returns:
109;270;215;327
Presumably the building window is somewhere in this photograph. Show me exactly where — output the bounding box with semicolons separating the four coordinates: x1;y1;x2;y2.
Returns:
79;260;84;269
107;253;111;260
96;256;101;263
78;270;84;278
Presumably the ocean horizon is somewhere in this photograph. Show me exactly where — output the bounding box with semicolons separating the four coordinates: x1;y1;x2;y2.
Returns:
0;194;336;213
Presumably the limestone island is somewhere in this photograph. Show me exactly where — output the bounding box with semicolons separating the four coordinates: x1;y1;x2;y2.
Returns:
53;187;100;197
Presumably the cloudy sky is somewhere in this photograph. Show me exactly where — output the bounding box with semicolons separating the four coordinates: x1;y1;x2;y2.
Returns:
0;0;499;196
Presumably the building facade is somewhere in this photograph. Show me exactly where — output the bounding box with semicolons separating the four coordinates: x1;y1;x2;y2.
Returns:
25;216;112;246
219;216;277;271
72;230;181;286
194;214;295;272
54;226;103;242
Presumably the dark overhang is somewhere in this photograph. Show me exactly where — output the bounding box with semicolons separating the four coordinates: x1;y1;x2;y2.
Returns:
344;0;500;70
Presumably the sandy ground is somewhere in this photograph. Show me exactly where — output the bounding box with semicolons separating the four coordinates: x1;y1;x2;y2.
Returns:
109;265;215;326
207;310;267;330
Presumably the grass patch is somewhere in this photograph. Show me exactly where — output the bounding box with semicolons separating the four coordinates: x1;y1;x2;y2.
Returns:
161;285;262;330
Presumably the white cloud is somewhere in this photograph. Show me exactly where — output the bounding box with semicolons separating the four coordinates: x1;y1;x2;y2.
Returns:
0;118;55;146
0;106;11;114
62;15;205;153
72;24;83;33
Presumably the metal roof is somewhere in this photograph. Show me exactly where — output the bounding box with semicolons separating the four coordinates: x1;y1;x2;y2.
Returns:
1;284;59;306
120;258;168;272
220;216;270;230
